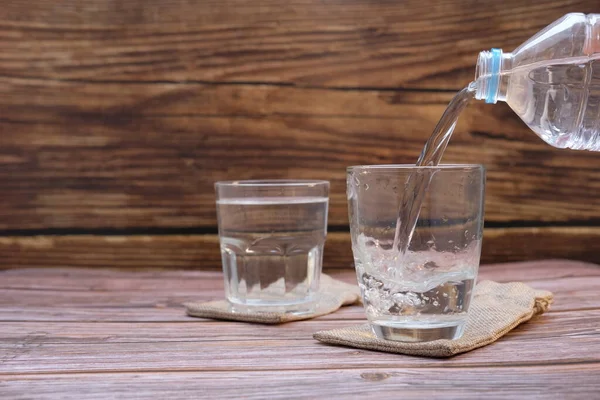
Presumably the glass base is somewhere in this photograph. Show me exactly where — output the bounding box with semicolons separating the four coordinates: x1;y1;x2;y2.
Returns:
371;320;466;342
227;298;316;316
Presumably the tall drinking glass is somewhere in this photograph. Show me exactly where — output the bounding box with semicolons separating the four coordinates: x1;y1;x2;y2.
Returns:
215;180;329;314
347;165;485;341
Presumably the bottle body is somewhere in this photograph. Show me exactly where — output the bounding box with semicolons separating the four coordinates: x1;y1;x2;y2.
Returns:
475;13;600;150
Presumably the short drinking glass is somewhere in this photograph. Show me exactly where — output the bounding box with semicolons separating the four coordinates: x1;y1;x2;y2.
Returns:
347;165;485;341
216;180;329;314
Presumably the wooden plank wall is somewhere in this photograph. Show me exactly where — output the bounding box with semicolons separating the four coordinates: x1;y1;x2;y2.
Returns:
0;0;598;269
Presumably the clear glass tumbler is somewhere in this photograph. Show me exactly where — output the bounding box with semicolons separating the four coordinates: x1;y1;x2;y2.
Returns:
215;180;329;314
347;165;485;341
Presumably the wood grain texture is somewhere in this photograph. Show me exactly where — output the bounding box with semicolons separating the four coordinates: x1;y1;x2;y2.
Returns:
0;261;598;323
0;228;598;272
0;0;596;89
0;0;596;263
2;367;600;400
2;336;600;374
2;309;599;344
0;80;599;229
1;261;599;398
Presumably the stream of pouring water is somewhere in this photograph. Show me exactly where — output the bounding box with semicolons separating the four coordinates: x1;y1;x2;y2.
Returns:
392;82;477;257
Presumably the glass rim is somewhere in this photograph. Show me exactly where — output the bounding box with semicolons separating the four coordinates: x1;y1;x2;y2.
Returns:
215;179;330;188
347;164;485;171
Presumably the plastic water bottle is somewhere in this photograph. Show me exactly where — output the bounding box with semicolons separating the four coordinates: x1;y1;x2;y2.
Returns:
474;13;600;150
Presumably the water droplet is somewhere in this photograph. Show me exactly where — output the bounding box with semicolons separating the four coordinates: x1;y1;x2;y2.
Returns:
364;183;369;190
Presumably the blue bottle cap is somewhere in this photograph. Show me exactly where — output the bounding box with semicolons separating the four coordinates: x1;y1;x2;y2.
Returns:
486;48;502;104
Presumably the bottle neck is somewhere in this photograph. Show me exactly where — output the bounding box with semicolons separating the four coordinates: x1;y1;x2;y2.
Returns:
474;49;513;104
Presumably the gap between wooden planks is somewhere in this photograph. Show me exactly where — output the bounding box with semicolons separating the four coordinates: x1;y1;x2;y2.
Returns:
0;227;598;271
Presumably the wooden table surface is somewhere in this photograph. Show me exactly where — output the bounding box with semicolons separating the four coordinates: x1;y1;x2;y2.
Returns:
1;260;600;398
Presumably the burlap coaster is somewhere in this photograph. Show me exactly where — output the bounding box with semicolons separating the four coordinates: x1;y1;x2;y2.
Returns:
185;274;361;324
314;280;553;357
